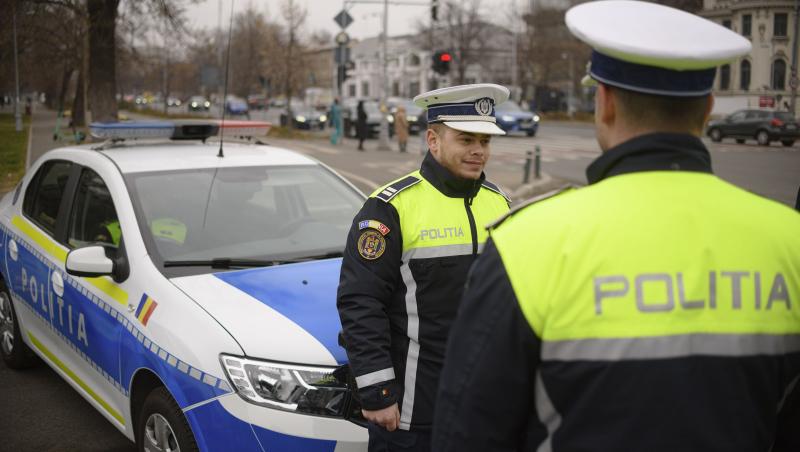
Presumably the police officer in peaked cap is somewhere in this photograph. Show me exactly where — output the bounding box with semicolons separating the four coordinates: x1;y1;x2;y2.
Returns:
337;84;512;451
433;2;800;451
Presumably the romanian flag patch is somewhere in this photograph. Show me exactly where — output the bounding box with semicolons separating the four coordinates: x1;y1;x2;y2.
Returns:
135;294;158;326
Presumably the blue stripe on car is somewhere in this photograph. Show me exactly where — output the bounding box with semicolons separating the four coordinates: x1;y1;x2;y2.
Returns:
214;258;348;364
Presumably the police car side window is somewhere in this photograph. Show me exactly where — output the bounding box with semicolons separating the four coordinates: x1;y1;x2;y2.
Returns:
22;160;73;236
68;169;120;249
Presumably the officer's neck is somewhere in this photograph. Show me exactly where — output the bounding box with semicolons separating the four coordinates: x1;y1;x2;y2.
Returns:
421;151;483;198
600;123;703;152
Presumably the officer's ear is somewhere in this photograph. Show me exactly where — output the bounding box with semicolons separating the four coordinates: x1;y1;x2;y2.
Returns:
427;126;442;155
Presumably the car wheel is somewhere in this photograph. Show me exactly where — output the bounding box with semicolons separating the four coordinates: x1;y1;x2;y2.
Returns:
0;280;38;369
137;387;198;452
755;130;770;146
781;140;795;147
735;139;745;144
526;130;536;137
708;128;722;142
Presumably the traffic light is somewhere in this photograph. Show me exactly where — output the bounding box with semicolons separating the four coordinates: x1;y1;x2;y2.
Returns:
432;51;452;75
431;0;439;21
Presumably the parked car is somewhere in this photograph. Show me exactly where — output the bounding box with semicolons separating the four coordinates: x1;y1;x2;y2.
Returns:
495;100;540;136
342;99;383;138
225;96;250;117
706;109;799;146
187;95;211;111
386;98;424;136
247;94;268;111
280;105;327;130
0;120;369;451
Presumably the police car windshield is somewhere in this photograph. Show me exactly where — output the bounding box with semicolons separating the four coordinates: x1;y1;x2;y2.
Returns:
126;165;364;276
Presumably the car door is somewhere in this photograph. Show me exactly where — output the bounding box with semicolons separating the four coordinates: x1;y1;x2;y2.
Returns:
724;110;747;136
61;166;128;426
5;159;76;363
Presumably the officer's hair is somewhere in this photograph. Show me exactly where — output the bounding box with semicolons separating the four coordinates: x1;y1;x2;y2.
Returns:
428;123;448;135
612;87;710;132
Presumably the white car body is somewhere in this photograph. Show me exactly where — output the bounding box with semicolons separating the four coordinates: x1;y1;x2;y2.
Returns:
0;137;368;451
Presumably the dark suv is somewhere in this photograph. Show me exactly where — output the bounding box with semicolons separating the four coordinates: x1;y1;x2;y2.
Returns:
706;109;799;146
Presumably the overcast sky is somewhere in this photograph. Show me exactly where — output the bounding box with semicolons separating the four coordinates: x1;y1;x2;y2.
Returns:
185;0;529;41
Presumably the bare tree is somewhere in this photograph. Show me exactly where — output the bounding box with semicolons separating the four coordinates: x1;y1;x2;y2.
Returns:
442;0;489;85
280;0;307;126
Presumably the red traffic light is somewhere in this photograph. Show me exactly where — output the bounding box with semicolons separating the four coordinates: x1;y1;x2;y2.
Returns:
440;53;452;62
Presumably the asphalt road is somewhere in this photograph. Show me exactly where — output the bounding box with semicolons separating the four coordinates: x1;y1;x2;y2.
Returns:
3;112;798;451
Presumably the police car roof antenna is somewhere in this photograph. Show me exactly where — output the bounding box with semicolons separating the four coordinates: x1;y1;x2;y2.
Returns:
218;0;235;158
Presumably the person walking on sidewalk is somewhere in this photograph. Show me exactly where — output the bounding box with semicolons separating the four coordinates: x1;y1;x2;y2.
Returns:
433;2;800;452
394;105;409;152
357;100;368;151
329;98;343;145
338;84;512;452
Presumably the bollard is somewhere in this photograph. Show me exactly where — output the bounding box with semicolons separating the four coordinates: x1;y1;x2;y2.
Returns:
523;150;532;184
534;145;542;180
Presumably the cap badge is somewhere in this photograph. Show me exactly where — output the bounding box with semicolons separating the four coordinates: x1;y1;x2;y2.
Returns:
475;98;493;116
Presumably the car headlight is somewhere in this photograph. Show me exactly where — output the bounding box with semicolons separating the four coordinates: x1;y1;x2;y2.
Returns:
221;354;351;417
204;101;211;107
533;115;541;122
295;115;306;122
407;115;418;122
501;115;516;122
191;102;198;107
320;115;327;122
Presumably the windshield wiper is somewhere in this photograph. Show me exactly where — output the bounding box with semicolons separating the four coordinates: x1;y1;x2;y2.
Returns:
163;258;280;269
162;252;344;269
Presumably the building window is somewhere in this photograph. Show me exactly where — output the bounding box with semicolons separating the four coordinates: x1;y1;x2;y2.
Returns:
409;81;420;97
409;54;421;66
740;60;750;91
722;19;731;29
361;81;370;98
392;81;400;97
719;64;730;90
348;84;356;97
742;14;751;37
775;13;788;37
772;59;787;90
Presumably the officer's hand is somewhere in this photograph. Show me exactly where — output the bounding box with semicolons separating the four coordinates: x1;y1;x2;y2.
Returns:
362;403;400;431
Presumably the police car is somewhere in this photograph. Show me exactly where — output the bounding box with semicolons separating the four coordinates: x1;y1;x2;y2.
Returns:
0;120;369;451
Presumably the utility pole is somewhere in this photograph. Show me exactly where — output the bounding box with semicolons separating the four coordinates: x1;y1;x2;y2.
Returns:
13;2;22;132
791;0;799;115
377;0;390;150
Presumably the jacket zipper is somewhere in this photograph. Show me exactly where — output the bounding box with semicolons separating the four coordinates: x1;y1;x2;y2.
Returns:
464;197;478;256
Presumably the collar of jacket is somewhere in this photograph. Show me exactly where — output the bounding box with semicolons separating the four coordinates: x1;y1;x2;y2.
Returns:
420;151;484;198
586;132;713;185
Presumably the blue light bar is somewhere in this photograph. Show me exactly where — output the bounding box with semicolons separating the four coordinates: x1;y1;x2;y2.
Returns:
90;121;175;140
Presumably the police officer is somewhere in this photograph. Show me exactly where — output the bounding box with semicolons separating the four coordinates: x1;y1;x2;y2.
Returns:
338;84;511;451
433;2;800;451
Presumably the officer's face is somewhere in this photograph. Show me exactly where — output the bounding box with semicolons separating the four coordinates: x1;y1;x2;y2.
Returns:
427;127;491;180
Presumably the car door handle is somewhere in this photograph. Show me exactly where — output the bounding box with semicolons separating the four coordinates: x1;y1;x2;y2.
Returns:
51;271;64;298
8;239;18;262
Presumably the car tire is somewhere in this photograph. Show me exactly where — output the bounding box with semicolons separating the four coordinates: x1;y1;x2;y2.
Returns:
708;128;722;142
781;140;795;147
0;279;38;369
526;130;536;137
137;387;198;452
756;130;770;146
735;139;745;144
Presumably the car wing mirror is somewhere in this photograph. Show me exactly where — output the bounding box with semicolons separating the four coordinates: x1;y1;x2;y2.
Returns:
66;245;114;278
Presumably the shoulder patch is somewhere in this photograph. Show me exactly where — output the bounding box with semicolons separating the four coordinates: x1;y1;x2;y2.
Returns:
481;180;511;203
374;175;421;202
488;184;578;230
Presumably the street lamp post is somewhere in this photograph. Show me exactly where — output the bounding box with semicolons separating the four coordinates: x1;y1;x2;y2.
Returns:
791;0;799;115
13;2;23;132
378;0;391;151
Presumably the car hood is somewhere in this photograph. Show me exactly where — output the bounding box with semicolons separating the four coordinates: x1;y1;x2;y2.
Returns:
170;258;346;367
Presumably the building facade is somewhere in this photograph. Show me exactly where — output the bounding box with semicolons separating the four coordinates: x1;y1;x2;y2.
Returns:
700;0;798;115
342;26;514;102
